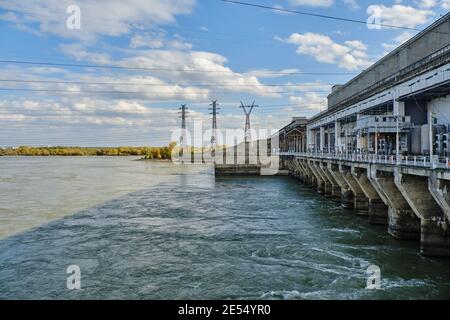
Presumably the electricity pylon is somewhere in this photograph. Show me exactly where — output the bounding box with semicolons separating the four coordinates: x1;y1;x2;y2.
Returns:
240;101;258;143
178;104;188;158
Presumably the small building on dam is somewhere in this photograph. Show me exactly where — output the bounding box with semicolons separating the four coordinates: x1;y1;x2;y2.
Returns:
274;13;450;257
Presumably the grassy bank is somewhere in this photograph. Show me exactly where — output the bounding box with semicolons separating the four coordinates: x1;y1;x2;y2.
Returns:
0;143;176;159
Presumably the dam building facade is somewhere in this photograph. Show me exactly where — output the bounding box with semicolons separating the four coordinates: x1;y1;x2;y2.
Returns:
275;13;450;257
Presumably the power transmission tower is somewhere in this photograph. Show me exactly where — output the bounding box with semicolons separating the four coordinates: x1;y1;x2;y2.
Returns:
209;100;220;155
178;104;188;159
240;101;258;143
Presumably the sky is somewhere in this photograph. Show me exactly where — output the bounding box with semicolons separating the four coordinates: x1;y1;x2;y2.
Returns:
0;0;449;147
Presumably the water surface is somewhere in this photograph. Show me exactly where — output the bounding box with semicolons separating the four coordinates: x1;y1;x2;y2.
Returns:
1;157;450;299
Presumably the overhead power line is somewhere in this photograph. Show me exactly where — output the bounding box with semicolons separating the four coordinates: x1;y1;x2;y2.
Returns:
0;87;332;95
220;0;450;35
0;59;356;75
0;78;334;87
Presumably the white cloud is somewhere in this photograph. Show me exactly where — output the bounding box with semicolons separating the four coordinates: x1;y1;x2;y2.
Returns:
169;38;193;50
393;31;415;44
288;93;328;113
0;113;27;122
130;34;164;49
345;40;367;51
0;43;285;142
0;0;346;145
418;0;437;8
366;4;434;29
285;82;332;92
343;0;360;10
59;43;112;64
381;31;414;51
0;95;289;146
272;5;294;14
117;50;281;97
0;11;19;22
289;0;334;7
245;68;300;78
0;0;196;42
419;0;450;8
281;32;372;70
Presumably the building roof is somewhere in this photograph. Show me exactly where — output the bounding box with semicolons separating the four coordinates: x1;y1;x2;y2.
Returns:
310;12;450;123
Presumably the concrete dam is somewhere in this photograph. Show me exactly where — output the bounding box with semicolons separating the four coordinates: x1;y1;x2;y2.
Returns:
211;13;450;257
271;13;450;257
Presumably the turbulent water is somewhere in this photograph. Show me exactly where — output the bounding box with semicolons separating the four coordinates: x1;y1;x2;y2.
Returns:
1;157;450;299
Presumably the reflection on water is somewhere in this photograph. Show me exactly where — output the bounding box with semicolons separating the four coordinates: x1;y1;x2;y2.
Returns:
0;157;203;239
0;157;450;299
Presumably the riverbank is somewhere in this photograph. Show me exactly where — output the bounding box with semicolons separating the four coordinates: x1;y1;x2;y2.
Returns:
0;144;175;159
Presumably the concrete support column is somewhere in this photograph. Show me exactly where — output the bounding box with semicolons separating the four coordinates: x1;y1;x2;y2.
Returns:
307;128;313;151
393;99;405;116
297;160;308;184
321;163;341;202
301;160;315;188
352;167;388;225
327;164;354;209
327;130;331;153
292;160;298;179
285;158;294;176
296;160;304;181
315;163;332;198
293;159;306;182
369;168;420;240
395;171;450;257
300;160;308;183
335;121;341;153
340;165;369;215
289;158;297;179
308;161;325;194
319;127;325;152
428;172;450;221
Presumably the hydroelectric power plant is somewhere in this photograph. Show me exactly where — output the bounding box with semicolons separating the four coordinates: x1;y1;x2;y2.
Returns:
3;1;450;302
206;13;450;258
274;13;450;257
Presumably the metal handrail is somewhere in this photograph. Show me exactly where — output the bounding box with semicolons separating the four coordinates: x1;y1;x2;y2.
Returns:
277;151;450;169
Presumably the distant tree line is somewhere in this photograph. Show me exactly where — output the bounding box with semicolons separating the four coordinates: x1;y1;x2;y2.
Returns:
0;142;177;159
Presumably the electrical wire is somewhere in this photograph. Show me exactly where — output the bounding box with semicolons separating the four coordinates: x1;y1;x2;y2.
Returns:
220;0;450;35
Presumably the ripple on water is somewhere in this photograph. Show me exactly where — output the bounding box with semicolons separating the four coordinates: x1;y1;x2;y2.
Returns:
1;162;450;299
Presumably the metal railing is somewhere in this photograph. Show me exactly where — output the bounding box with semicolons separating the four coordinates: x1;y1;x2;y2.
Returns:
277;151;450;169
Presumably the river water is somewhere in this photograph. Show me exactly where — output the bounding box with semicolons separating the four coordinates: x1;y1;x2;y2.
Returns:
1;157;450;299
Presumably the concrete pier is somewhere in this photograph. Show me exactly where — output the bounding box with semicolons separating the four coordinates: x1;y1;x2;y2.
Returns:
327;163;354;209
308;160;325;194
352;167;388;225
321;163;341;202
369;169;420;240
317;163;333;198
215;164;261;176
340;165;369;216
394;171;450;256
282;155;450;256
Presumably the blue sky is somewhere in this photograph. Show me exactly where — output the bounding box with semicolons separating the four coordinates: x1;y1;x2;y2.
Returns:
0;0;448;146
